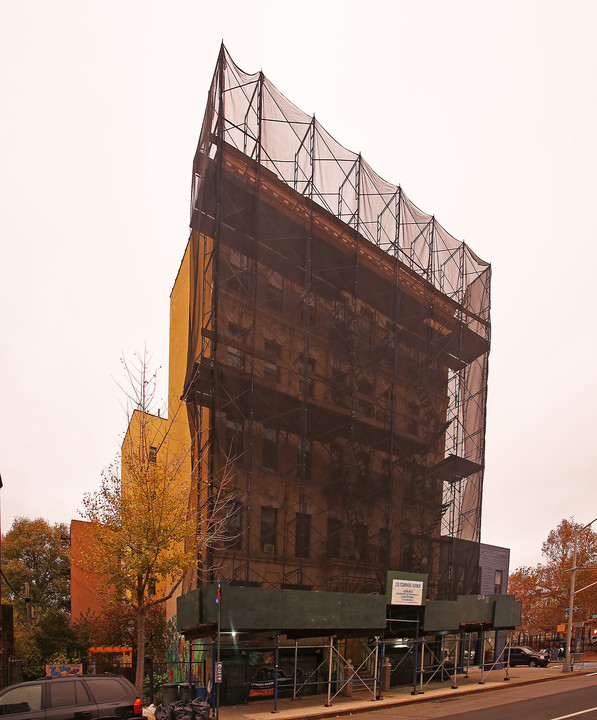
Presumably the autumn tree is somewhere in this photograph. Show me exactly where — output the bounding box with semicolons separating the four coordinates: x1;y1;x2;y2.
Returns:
78;351;236;695
508;518;597;634
2;517;70;619
1;517;88;677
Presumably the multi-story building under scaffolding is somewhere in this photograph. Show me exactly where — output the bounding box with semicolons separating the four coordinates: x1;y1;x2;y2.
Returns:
176;46;491;604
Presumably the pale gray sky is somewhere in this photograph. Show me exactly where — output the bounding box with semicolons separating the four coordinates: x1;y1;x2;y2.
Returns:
1;0;595;572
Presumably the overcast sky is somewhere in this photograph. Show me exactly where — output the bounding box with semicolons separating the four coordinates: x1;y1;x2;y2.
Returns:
1;0;595;572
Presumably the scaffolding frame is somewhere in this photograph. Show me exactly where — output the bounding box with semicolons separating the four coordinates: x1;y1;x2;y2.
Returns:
184;45;491;600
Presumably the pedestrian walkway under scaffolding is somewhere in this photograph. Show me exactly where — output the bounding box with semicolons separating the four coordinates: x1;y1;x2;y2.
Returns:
217;662;597;720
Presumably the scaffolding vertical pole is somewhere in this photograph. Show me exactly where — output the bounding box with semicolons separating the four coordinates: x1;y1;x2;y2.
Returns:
411;615;419;695
451;635;459;689
387;187;401;585
243;71;265;585
272;635;279;714
205;46;227;585
325;636;334;707
372;637;379;700
293;641;298;699
478;631;486;685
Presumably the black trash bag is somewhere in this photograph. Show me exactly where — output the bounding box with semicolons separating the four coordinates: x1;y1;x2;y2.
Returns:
155;701;174;720
190;698;211;720
172;700;194;720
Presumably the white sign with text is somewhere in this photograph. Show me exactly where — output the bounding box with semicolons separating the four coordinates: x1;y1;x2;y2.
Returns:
391;579;424;606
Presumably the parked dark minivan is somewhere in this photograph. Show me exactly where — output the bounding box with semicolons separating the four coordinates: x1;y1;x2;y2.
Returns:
0;674;142;719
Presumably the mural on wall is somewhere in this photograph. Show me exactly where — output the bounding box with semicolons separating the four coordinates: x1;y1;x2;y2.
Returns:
166;615;206;687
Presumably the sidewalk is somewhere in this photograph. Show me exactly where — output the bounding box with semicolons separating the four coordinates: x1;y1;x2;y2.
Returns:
218;662;597;720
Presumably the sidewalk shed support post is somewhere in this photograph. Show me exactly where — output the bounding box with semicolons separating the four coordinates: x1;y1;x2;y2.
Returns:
325;636;333;707
272;635;280;714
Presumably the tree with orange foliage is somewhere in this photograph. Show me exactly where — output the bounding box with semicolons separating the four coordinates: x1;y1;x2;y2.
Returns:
509;518;597;634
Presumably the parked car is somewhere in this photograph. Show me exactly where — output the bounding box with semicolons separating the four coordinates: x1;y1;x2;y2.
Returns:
0;674;142;719
504;646;549;667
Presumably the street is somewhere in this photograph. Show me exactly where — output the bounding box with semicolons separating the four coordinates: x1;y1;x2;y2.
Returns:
357;673;597;719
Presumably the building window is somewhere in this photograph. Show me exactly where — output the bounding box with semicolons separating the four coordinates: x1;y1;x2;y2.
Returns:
330;443;343;479
354;450;370;483
227;501;243;550
264;360;279;382
148;446;157;465
262;427;278;471
299;374;313;398
494;569;503;594
401;536;413;570
228;322;249;342
295;512;311;558
407;400;419;435
331;368;347;406
265;338;282;357
298;353;316;399
264;339;281;382
227;268;251;295
227;346;245;370
376;388;393;424
229;250;249;270
300;296;317;328
265;273;284;312
378;528;390;566
356;375;373;395
225;419;244;459
226;323;248;369
326;517;342;559
352;523;368;562
225;251;251;295
358;399;374;418
260;506;277;554
356;306;374;338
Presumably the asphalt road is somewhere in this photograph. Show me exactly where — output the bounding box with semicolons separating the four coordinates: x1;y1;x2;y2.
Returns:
358;672;597;719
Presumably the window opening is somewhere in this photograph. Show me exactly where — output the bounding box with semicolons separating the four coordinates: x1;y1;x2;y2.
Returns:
295;512;311;558
225;419;244;459
261;506;277;553
326;517;342;559
262;427;278;471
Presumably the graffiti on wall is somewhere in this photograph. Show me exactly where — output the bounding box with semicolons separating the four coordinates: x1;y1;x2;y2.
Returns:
166;615;206;687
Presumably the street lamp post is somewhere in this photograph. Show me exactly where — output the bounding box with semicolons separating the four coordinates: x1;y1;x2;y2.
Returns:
563;516;597;673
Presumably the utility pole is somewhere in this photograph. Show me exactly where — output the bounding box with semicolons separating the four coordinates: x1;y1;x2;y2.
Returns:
563;516;597;673
563;533;578;673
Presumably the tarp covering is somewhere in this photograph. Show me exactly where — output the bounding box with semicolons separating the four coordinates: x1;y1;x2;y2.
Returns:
183;46;491;600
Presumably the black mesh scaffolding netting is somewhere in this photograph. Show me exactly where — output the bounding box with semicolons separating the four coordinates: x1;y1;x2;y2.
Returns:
183;46;491;601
